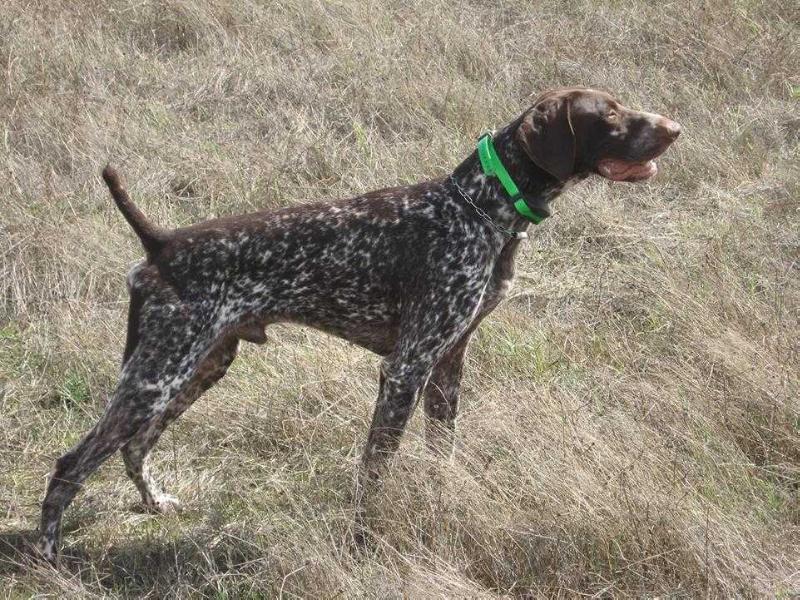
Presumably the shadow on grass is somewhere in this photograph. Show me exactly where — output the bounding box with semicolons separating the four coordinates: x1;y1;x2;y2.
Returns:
0;529;38;574
0;515;106;576
0;523;335;595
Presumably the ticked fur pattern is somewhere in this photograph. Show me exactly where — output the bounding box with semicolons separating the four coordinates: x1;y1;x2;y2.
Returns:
37;88;681;560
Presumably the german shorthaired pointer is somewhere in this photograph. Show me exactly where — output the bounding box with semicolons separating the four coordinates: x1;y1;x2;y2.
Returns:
37;88;680;560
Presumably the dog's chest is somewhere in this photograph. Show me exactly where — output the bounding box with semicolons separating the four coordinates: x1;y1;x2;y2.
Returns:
479;237;523;316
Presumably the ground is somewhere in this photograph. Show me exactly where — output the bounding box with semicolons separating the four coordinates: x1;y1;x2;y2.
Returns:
0;0;798;597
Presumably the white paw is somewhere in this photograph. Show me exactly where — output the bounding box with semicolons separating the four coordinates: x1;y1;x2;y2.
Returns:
147;494;182;514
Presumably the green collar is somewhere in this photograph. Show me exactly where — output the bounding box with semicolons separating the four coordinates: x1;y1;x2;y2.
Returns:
477;133;547;224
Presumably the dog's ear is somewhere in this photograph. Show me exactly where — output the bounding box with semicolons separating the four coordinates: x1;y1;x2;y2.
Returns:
516;96;576;181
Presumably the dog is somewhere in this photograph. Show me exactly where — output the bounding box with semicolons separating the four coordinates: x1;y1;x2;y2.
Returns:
37;87;680;560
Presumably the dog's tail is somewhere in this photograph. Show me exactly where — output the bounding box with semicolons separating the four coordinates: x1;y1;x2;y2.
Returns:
102;165;166;255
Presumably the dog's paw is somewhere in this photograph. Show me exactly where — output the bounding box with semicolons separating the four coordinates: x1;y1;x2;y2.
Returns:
33;536;58;565
147;494;182;515
349;519;378;558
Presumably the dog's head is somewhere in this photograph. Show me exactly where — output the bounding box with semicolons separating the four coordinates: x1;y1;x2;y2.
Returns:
517;88;681;183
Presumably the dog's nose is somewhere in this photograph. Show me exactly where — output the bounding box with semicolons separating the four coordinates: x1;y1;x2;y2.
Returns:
661;118;682;140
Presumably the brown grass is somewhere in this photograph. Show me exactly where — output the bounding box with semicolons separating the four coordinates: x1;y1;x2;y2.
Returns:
1;0;798;597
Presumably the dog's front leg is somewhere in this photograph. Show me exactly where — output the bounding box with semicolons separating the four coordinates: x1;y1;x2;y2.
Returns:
351;264;491;548
423;333;472;458
362;360;431;478
353;358;430;548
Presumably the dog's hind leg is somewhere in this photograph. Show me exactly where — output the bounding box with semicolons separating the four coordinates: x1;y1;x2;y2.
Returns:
120;336;239;513
37;301;220;562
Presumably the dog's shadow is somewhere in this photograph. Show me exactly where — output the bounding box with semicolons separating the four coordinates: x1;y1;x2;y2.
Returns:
0;520;101;577
0;529;37;573
0;522;362;594
0;528;246;592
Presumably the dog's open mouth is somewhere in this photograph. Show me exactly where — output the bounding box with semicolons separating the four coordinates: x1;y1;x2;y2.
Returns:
596;158;658;182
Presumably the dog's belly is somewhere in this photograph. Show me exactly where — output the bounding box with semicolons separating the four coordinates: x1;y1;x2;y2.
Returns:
289;287;400;355
233;283;401;355
292;314;400;356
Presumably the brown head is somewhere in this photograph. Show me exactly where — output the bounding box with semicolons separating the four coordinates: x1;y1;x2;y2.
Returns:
517;88;681;183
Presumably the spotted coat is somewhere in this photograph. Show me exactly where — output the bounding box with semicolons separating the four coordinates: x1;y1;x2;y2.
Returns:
37;88;681;560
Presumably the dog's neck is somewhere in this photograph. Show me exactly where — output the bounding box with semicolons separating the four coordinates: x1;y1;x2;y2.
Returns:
450;117;568;239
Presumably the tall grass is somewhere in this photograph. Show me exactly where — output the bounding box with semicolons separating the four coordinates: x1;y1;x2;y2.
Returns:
1;0;798;596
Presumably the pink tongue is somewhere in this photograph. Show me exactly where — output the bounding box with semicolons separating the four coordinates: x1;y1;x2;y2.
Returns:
598;159;657;181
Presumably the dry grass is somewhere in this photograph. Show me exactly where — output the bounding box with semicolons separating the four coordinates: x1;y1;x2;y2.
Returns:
1;0;798;597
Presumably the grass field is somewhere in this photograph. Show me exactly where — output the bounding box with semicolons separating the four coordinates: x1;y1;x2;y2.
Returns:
1;0;798;596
